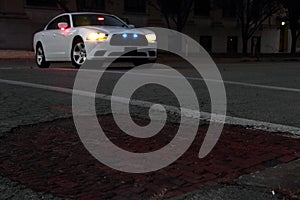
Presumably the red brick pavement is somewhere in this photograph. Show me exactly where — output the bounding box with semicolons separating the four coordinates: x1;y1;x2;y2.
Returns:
0;114;300;199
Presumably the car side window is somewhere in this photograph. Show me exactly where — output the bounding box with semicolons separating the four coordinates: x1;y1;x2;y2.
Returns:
47;15;71;30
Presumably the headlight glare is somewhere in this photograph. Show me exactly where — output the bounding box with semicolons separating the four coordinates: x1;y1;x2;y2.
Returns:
146;33;157;43
87;32;107;41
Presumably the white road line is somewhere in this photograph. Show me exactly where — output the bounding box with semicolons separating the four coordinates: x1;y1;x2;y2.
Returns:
101;69;300;93
47;68;300;93
0;78;300;138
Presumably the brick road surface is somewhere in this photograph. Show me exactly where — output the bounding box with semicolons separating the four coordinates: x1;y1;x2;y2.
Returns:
0;114;300;199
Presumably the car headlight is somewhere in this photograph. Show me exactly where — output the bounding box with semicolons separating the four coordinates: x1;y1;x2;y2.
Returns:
146;33;157;43
87;32;108;41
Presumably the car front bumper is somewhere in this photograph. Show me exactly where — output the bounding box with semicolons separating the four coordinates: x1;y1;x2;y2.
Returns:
84;40;157;61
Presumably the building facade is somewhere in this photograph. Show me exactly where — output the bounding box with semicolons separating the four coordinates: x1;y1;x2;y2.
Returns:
0;0;296;53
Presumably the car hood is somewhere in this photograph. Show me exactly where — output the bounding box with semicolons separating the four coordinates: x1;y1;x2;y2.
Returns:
82;26;154;35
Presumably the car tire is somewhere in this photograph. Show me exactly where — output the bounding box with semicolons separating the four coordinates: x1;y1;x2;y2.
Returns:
36;44;50;68
133;59;156;66
71;38;87;68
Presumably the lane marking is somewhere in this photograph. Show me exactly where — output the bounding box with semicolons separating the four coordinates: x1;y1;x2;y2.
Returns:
41;68;300;93
5;66;300;92
100;69;300;93
0;78;300;138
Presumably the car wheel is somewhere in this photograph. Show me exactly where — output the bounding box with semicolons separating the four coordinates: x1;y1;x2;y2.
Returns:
133;59;156;66
36;44;50;68
71;39;87;68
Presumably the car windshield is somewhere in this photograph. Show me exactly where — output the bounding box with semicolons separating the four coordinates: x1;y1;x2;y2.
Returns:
72;14;127;27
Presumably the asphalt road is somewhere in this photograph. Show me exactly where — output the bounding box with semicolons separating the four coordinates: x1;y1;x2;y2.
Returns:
0;59;300;199
0;60;300;133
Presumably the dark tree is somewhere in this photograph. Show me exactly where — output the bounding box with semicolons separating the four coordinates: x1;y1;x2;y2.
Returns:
219;0;280;55
238;0;280;55
149;0;195;32
281;0;300;55
76;0;105;11
56;0;70;12
55;0;96;12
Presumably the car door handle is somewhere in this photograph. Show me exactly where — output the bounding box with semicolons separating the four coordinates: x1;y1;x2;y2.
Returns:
53;33;56;37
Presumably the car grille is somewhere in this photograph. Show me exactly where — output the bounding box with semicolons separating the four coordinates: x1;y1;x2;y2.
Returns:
110;34;148;46
109;51;147;57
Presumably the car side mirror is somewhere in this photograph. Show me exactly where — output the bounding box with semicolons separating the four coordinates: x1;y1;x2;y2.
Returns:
58;22;68;30
128;24;135;29
123;18;130;24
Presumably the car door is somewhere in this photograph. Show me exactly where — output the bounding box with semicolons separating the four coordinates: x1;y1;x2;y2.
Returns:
42;18;57;59
43;15;72;61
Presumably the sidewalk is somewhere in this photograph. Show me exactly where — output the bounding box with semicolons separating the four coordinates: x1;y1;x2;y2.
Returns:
0;50;35;60
175;159;300;200
0;114;300;199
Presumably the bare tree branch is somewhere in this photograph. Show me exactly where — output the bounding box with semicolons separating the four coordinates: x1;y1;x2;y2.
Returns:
56;0;70;12
281;0;300;55
155;0;195;32
231;0;281;54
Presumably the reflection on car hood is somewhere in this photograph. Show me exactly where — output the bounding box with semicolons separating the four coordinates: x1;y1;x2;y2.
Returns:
82;26;153;35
